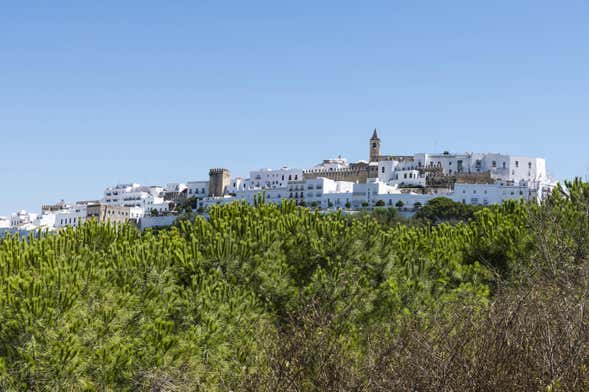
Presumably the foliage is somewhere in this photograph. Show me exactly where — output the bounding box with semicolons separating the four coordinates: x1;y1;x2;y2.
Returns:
0;181;588;390
415;197;483;224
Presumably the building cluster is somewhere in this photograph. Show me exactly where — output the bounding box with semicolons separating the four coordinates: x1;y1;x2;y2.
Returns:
0;130;556;235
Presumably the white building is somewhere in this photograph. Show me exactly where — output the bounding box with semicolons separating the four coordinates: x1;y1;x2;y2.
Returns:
34;213;57;230
388;169;426;188
10;210;38;228
102;183;170;214
399;152;548;184
310;157;349;171
0;217;9;229
226;177;246;194
449;182;535;206
199;195;237;209
244;167;304;190
186;180;209;197
165;183;188;194
235;188;288;205
297;177;354;208
54;205;87;229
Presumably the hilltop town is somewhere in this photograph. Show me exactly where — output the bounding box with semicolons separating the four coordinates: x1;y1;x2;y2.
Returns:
0;130;556;235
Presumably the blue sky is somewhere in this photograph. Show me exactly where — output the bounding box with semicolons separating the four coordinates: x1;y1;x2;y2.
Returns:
1;1;588;215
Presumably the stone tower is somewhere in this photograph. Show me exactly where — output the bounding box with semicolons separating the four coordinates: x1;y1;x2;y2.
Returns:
208;168;231;197
369;128;381;162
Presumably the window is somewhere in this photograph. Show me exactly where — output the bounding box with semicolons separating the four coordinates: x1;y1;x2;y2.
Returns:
503;162;506;169
381;167;385;173
528;162;532;169
515;161;519;168
492;161;496;168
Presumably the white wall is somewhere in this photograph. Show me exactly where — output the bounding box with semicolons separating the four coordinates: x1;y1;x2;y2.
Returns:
0;217;9;229
389;170;426;187
247;167;303;189
187;180;209;197
450;183;532;205
103;184;166;212
55;205;87;228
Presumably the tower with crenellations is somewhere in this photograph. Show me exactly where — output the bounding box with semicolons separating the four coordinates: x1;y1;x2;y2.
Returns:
208;168;231;197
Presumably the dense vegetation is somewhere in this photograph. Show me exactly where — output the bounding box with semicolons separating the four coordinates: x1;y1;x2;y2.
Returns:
0;180;588;391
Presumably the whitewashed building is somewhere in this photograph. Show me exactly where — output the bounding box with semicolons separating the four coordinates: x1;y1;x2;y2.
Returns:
226;177;246;194
54;205;87;229
0;217;9;229
399;152;548;184
244;167;304;190
34;213;57;230
186;180;209;197
449;182;534;206
388;169;426;188
10;210;38;228
102;183;170;214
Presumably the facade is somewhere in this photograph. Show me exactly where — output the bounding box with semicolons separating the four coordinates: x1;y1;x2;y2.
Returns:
0;217;10;229
86;203;144;224
244;167;303;190
55;205;87;229
35;213;57;229
226;177;245;194
388;169;427;188
41;200;70;213
235;188;288;205
449;182;534;206
187;180;210;198
164;183;188;202
10;210;38;228
402;152;548;184
102;183;170;214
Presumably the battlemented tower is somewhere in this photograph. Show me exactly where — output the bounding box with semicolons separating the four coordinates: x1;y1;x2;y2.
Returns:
369;128;381;162
208;168;231;197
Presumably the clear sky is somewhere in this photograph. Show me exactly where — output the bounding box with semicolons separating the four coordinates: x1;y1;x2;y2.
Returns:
1;1;588;216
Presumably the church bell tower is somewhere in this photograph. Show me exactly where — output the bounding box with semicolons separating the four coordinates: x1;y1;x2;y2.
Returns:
369;128;381;162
